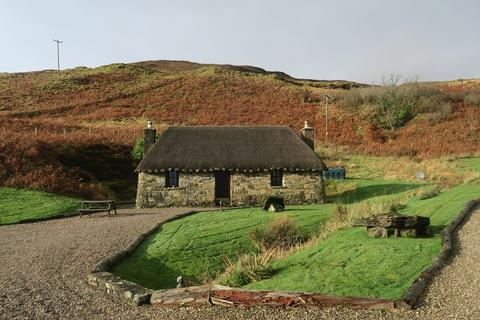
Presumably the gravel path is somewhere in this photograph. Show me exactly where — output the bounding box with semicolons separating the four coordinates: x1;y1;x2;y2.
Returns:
0;208;478;320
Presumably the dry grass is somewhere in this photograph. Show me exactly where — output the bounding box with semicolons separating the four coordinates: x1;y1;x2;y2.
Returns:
216;251;275;287
341;155;480;188
249;215;307;251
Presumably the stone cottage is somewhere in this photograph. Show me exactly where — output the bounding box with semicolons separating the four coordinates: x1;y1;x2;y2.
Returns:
135;122;327;208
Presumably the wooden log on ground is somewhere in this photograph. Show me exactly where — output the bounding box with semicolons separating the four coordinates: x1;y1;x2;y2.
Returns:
209;286;395;309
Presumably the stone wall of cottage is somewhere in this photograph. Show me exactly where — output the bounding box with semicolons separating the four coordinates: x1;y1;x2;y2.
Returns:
136;172;215;208
136;171;325;208
230;172;324;206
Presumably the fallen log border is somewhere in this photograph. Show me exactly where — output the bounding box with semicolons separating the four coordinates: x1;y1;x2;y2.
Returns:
87;200;480;309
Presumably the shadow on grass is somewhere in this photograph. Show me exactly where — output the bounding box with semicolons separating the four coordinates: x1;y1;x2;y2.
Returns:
429;224;447;236
330;182;421;204
285;208;319;212
113;256;184;290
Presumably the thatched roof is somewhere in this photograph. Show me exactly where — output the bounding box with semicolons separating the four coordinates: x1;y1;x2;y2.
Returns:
136;126;326;172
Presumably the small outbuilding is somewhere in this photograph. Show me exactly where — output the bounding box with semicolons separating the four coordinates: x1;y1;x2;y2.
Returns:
135;122;327;208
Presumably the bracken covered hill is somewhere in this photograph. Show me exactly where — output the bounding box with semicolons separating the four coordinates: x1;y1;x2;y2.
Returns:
0;60;478;199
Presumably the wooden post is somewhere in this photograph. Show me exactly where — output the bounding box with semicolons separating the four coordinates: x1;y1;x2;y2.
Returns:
325;95;328;144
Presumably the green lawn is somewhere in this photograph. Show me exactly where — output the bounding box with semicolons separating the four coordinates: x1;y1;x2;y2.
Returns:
246;183;480;298
456;157;480;173
111;160;479;298
0;188;81;225
112;178;421;290
112;205;332;289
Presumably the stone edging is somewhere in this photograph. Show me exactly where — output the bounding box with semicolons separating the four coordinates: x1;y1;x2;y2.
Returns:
88;210;198;305
87;200;480;309
397;199;480;309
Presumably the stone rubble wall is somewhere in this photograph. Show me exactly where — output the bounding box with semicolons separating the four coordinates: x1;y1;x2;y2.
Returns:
230;172;324;206
136;171;325;208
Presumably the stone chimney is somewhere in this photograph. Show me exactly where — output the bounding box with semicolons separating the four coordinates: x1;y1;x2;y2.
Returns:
300;121;315;150
143;120;156;156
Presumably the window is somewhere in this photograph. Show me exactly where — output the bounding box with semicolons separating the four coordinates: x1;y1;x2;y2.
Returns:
270;169;283;187
165;170;179;188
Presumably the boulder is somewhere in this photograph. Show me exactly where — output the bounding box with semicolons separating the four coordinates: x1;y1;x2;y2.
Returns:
353;213;430;238
263;197;285;212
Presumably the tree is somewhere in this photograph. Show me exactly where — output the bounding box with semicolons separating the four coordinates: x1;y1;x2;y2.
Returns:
369;76;418;130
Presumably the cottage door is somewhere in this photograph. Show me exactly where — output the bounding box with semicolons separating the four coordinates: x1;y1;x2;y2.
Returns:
214;172;230;204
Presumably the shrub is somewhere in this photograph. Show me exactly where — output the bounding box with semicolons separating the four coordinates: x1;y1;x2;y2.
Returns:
464;93;480;107
415;95;442;114
368;82;418;130
250;215;306;250
423;102;454;124
415;84;442;98
216;253;274;287
132;137;144;161
333;202;348;220
132;133;160;161
417;185;441;200
443;91;465;103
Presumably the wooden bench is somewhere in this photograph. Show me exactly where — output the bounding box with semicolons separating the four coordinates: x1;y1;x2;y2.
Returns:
78;200;117;217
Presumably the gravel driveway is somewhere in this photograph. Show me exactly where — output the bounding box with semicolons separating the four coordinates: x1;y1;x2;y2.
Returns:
0;208;478;320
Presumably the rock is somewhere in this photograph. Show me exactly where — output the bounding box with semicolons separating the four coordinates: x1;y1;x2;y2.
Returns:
176;276;183;288
368;227;389;238
263;196;285;212
354;213;431;238
400;229;418;238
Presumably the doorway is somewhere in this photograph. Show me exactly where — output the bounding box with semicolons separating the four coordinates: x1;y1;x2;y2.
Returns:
215;171;230;204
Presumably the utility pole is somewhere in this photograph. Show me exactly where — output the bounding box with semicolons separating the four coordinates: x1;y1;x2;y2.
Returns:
53;39;63;71
325;94;333;144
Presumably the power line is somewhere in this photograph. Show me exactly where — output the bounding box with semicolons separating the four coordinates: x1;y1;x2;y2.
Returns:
53;39;63;71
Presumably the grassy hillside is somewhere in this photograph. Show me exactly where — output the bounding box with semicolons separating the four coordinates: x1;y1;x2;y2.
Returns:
0;60;479;198
0;188;80;225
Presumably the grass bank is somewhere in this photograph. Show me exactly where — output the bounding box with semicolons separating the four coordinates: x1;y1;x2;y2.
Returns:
112;178;421;290
112;205;332;289
0;188;81;225
246;183;480;298
111;157;479;297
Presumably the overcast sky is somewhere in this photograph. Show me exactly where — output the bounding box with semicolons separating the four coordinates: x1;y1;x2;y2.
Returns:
0;0;479;82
